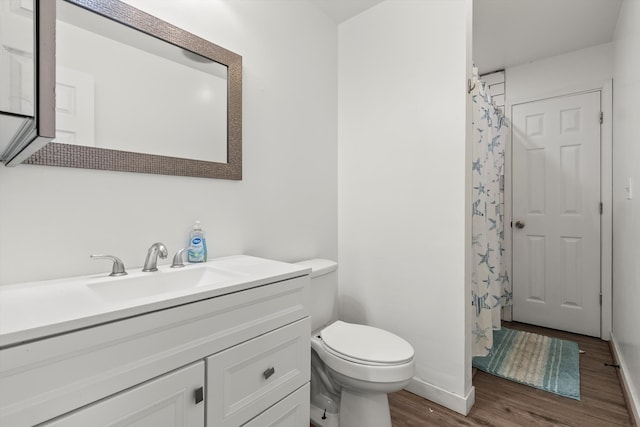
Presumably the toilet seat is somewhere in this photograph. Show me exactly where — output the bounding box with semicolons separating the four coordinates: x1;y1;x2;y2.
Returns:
320;321;414;365
311;321;415;383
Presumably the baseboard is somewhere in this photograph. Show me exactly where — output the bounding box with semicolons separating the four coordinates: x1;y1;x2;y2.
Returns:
404;377;475;416
610;333;640;426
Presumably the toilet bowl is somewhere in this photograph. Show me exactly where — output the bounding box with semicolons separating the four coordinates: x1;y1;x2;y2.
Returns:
311;321;414;427
296;260;415;427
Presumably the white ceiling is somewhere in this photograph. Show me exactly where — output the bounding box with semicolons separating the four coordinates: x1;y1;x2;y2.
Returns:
311;0;623;75
473;0;623;74
309;0;384;23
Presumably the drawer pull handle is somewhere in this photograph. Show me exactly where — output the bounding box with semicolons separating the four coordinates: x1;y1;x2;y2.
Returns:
263;367;275;380
194;386;204;404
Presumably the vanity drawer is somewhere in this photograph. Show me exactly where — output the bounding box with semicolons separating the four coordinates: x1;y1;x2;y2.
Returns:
206;318;310;427
243;383;310;427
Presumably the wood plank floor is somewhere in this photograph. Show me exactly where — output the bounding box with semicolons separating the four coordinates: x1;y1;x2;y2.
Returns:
388;322;634;426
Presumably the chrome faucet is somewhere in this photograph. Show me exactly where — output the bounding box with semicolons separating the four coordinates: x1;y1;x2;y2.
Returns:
90;254;128;276
142;242;168;272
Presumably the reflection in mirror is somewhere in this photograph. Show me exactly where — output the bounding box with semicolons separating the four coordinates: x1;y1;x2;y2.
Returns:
0;0;35;158
24;0;242;179
0;0;55;165
0;0;34;117
55;0;228;163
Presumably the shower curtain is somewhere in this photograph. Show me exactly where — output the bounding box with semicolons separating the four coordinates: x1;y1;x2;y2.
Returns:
471;79;511;357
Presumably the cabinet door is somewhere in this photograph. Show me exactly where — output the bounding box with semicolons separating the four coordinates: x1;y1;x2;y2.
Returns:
243;384;310;427
42;362;205;427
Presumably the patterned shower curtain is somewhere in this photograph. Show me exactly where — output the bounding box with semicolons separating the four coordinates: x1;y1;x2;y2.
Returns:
471;80;511;357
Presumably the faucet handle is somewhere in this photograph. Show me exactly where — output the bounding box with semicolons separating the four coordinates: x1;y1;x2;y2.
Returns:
171;248;188;268
90;254;128;277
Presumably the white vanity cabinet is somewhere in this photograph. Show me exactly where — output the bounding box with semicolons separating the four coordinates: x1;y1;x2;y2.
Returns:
0;258;311;427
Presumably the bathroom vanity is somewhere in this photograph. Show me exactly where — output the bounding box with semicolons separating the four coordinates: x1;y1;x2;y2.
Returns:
0;255;311;426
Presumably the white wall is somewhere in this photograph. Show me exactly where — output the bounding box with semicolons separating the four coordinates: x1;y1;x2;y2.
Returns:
0;0;338;285
507;42;614;103
338;0;474;414
612;0;640;421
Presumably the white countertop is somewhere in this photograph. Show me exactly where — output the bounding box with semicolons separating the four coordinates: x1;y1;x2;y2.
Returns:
0;255;310;348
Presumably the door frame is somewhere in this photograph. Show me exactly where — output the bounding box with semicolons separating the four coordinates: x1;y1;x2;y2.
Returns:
504;79;612;340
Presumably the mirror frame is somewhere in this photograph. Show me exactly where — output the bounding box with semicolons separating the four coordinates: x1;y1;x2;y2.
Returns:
24;0;242;180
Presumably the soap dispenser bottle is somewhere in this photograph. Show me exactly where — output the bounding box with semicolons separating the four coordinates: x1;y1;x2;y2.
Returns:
188;220;207;263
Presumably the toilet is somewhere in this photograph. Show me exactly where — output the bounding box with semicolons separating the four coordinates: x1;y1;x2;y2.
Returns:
296;259;415;427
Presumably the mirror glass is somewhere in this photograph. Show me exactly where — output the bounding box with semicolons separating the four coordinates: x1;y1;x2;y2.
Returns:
0;0;35;159
0;0;56;166
0;0;34;117
55;0;227;163
24;0;242;179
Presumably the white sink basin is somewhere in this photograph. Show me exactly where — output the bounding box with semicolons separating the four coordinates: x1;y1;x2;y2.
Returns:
0;255;311;348
87;265;248;302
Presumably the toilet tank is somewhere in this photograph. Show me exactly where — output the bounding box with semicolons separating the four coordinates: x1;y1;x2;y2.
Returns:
295;259;338;332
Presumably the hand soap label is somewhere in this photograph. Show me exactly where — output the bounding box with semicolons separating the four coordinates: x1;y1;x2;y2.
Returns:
188;221;207;263
188;236;206;262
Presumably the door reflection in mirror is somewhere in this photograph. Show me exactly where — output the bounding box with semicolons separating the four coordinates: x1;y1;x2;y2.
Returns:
55;0;228;163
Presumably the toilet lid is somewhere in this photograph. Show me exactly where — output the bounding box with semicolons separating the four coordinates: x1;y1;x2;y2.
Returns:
320;321;414;364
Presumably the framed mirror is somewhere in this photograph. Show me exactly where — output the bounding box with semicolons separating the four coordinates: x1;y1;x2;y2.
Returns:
24;0;242;179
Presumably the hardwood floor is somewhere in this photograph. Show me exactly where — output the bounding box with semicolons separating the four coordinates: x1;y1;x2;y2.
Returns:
388;322;634;426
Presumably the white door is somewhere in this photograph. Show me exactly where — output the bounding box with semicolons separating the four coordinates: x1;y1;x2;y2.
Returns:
512;91;601;337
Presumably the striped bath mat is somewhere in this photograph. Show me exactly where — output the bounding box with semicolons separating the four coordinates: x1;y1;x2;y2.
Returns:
472;327;580;400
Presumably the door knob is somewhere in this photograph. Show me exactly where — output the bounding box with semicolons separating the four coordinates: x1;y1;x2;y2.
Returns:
515;221;525;229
